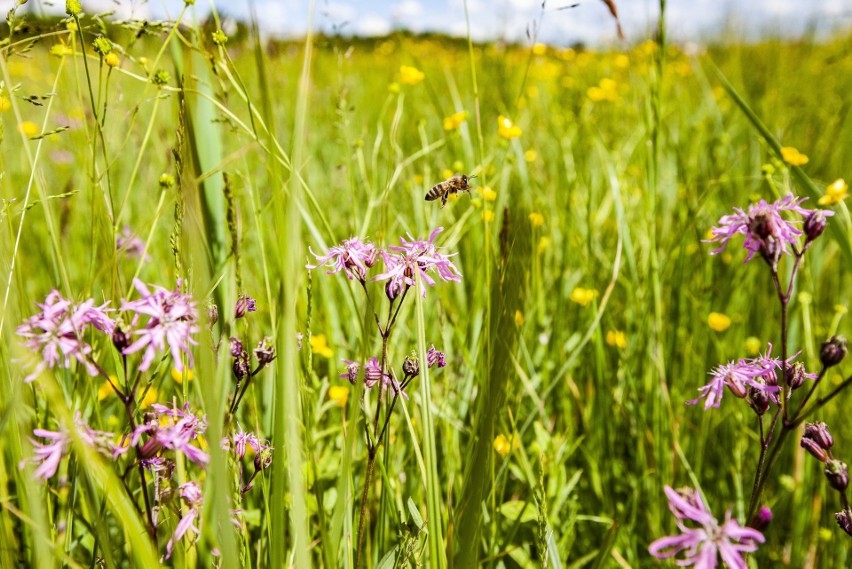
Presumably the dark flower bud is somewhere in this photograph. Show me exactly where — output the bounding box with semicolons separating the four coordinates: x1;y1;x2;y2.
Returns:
801;437;828;462
341;360;360;385
427;345;446;368
402;352;419;378
254;448;273;472
804;210;827;242
825;459;849;492
229;337;244;358
749;505;773;532
385;280;403;301
233;352;250;381
820;336;847;368
234;294;257;319
112;326;130;351
759;236;782;268
786;362;807;390
254;337;275;365
749;387;770;416
804;422;834;450
836;510;852;536
207;303;219;327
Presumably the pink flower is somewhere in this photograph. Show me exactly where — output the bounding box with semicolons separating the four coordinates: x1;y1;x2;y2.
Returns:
649;486;764;568
339;359;360;385
373;227;461;298
17;291;114;381
119;402;209;467
24;415;117;480
307;237;377;282
116;226;150;262
706;195;832;263
427;345;446;368
234;294;257;318
230;430;272;461
166;481;203;559
120;280;199;372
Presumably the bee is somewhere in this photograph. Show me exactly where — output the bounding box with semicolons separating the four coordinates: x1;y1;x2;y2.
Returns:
425;174;477;207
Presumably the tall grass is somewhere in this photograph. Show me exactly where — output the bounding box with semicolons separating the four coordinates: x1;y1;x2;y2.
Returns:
0;3;850;567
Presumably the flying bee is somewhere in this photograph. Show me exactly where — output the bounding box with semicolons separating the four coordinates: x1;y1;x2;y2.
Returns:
425;174;477;207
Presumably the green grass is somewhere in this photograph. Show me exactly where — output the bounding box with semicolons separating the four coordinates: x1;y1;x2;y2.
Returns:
0;4;851;568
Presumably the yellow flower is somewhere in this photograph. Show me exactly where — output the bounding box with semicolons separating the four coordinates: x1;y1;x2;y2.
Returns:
497;115;522;139
138;387;158;409
819;179;847;206
0;96;10;112
493;434;512;457
587;78;618;102
399;65;424;86
441;168;454;180
744;336;762;356
780;146;809;166
606;330;627;349
443;111;468;131
171;367;195;384
532;43;547;56
104;52;120;67
310;334;334;358
66;19;78;32
478;186;497;202
708;312;731;332
482;209;495;223
328;385;349;408
50;44;73;57
98;377;118;401
413;174;424;185
388;82;400;93
514;310;524;326
18;121;39;137
529;212;545;227
570;287;598;306
524;149;538;163
452;160;464;172
537;236;551;253
614;54;630;68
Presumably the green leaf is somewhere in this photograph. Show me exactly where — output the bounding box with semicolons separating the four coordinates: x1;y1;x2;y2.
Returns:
498;500;538;524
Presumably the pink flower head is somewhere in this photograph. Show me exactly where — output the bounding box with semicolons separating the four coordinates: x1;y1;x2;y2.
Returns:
116;226;150;262
230;430;272;461
17;290;114;381
122;402;209;467
339;359;360;385
307;237;377;282
234;294;257;318
427;345;446;368
120;279;199;372
25;415;117;480
166;481;203;559
649;485;764;568
706;195;832;264
372;227;462;298
687;360;779;410
364;356;389;389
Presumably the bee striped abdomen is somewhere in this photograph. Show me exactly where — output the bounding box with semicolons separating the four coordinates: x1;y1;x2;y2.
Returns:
425;183;446;201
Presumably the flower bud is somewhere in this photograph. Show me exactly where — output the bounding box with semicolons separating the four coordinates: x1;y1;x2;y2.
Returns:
836;510;852;536
212;29;228;45
92;37;112;56
159;173;175;189
786;362;807;390
254;448;273;472
820;335;847;368
804;210;827;241
749;505;773;532
385;280;402;301
825;459;849;492
229;337;244;358
341;360;360;385
66;0;82;16
233;352;250;380
427;345;446;368
402;352;419;378
104;53;120;68
748;387;770;416
804;422;834;450
206;304;219;330
112;326;130;351
801;437;828;462
235;294;257;319
254;337;275;365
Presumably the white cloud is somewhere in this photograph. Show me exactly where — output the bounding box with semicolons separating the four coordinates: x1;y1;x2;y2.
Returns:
392;0;423;21
354;15;392;36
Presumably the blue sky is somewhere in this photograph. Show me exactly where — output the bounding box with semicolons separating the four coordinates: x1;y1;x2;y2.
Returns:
6;1;851;45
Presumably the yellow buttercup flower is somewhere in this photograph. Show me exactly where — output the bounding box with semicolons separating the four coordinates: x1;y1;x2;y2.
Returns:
171;367;195;384
478;186;497;202
532;43;547;56
399;65;424;86
587;78;618;102
139;387;158;409
98;377;118;401
493;434;512;457
570;287;598;306
514;310;524;326
819;179;847;206
497;115;522;139
310;334;334;358
614;54;630;68
529;212;545;227
0;96;10;112
104;52;120;67
708;312;731;332
524;149;538;163
388;82;400;93
537;236;551;253
18;121;39;137
482;209;495;222
606;330;627;349
744;336;762;356
443;111;468;131
780;146;809;166
328;385;349;408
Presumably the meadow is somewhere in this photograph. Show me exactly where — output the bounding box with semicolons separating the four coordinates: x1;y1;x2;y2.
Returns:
0;2;850;567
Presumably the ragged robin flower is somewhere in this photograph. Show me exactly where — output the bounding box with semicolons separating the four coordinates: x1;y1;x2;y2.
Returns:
166;481;203;559
307;237;377;283
373;227;462;299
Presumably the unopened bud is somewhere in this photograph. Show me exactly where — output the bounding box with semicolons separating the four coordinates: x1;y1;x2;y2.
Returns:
235;294;257;319
402;352;419;378
749;387;770;416
801;437;828;462
804;210;827;241
254;448;273;472
786;362;807;390
385;280;402;301
427;345;446;368
836;510;852;536
825;459;849;492
254;337;275;365
66;0;82;16
112;326;130;351
206;303;219;327
229;337;244;358
92;37;112;56
804;422;834;450
749;505;773;532
233;352;250;380
820;335;847;368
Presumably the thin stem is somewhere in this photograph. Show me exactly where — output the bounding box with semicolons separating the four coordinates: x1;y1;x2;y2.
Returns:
789;366;827;424
355;446;377;569
358;280;384;336
793;373;852;428
748;408;779;517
